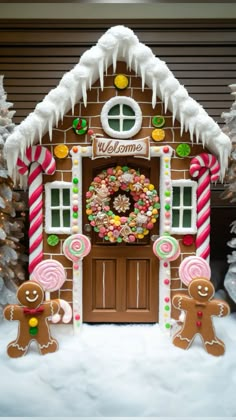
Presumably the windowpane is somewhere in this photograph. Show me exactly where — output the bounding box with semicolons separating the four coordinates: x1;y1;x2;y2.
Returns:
123;119;135;131
63;210;71;227
108;105;120;116
172;210;179;227
108;119;120;131
51;210;60;227
51;189;59;206
183;210;192;227
183;187;192;206
173;187;180;206
63;189;70;206
123;105;135;116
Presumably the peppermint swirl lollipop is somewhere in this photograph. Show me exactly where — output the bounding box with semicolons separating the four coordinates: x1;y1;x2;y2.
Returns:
179;256;211;286
153;236;180;261
63;234;91;263
32;260;66;292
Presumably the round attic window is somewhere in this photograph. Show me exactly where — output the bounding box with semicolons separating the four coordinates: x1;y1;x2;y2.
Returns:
101;97;142;139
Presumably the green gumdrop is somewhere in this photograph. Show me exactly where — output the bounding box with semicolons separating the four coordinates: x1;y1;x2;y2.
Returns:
105;236;109;240
73;212;78;218
73;187;78;193
108;211;113;216
122;166;129;172
117;237;122;243
94;227;99;232
134;208;139;214
165;323;171;329
88;215;94;221
73;178;79;184
110;176;116;181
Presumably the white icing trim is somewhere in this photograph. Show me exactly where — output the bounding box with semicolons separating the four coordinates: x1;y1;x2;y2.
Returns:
100;96;142;139
170;179;197;235
4;25;231;182
45;181;72;234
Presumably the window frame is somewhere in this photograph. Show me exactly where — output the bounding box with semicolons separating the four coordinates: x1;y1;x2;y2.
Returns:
170;179;197;235
100;96;142;139
45;181;72;234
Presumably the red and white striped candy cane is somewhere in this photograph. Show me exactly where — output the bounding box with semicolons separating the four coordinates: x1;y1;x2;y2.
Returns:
190;153;220;261
17;146;56;274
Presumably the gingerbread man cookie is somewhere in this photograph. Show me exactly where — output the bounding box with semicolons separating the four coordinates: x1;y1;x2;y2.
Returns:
172;256;230;357
4;281;61;358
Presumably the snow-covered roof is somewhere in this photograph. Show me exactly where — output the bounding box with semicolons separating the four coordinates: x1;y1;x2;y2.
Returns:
4;25;231;181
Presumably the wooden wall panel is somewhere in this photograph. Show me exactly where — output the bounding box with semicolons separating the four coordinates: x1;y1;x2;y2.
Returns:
0;20;236;124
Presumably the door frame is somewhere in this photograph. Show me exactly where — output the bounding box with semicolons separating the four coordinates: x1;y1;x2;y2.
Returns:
70;144;174;333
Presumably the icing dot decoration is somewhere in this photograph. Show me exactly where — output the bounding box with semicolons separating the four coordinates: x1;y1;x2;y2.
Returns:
182;234;194;246
47;234;59;247
29;326;38;336
176;143;191;157
151;128;165;142
114;74;129;90
152;115;165;128
54;144;69;159
29;317;38;327
153;236;180;261
72;118;88;135
86;166;160;243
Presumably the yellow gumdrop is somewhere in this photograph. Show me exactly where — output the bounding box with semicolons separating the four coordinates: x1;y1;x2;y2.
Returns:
114;221;121;226
137;234;144;239
144;229;149;235
28;317;38;327
114;215;120;221
143;187;148;193
108;231;113;237
151;218;157;223
152;208;158;215
149;184;154;191
86;209;92;215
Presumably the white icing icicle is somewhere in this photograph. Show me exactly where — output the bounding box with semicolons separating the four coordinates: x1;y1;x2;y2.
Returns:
170;85;189;124
3;24;231;184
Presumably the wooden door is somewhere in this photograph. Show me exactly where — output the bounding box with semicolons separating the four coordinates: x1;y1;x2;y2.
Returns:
82;157;159;323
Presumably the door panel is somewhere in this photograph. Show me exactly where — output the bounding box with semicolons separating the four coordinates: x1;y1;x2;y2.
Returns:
82;156;159;323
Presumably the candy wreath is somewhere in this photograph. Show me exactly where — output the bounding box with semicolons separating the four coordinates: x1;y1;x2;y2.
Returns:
86;166;160;243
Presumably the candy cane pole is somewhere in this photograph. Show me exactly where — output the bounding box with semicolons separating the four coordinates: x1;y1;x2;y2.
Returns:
17;146;56;274
153;235;180;333
190;153;220;262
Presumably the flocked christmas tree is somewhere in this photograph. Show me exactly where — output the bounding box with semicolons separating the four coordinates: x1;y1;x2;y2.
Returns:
221;84;236;303
0;75;26;318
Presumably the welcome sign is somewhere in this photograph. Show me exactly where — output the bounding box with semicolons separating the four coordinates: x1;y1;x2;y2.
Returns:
92;137;150;160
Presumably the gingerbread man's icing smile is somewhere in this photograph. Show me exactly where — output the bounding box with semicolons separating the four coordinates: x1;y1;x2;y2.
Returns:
25;289;40;303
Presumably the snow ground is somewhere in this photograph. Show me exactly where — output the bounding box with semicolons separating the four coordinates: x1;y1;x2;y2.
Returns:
0;310;236;417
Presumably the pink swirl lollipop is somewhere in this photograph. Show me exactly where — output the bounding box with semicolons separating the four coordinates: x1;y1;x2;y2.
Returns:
153;236;180;261
179;256;211;286
63;234;91;263
32;259;66;292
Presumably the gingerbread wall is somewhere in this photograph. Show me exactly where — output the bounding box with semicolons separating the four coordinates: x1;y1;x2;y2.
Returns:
41;61;206;320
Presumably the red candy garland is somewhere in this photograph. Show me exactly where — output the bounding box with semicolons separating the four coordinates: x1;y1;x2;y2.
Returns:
86;166;160;243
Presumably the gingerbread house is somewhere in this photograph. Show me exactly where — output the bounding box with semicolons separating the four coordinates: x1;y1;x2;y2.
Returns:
4;25;231;334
